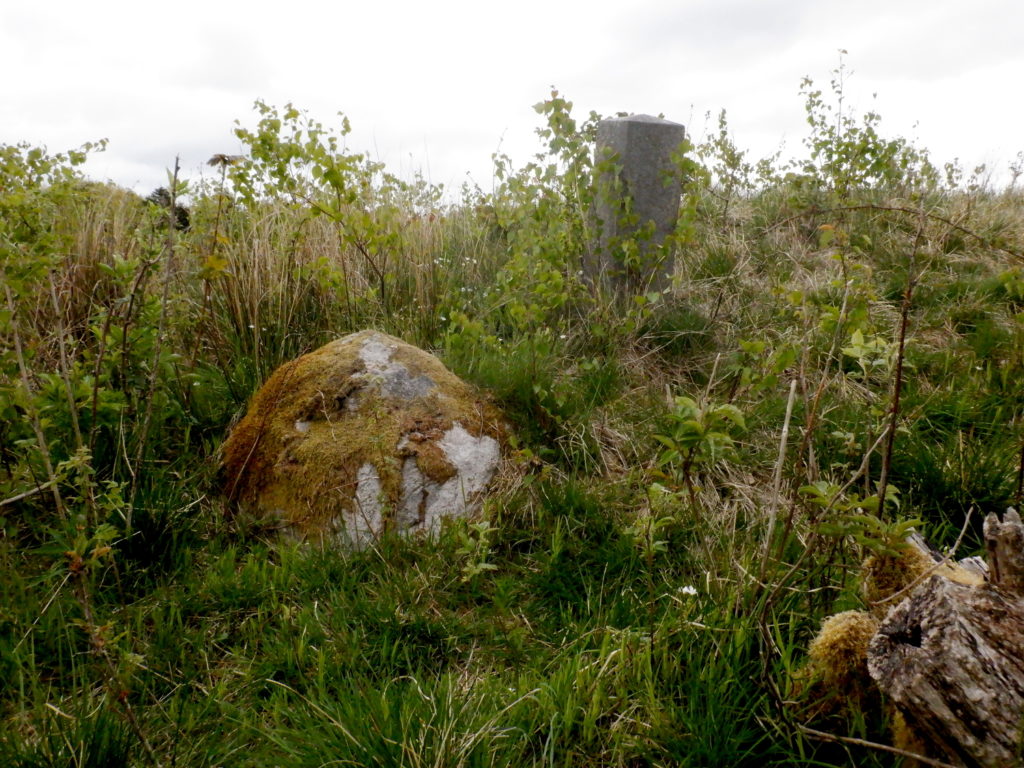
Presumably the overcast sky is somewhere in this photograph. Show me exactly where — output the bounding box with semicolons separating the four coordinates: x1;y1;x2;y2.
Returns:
3;0;1021;197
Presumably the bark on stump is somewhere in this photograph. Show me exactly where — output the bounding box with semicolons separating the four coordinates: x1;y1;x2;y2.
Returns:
867;510;1024;767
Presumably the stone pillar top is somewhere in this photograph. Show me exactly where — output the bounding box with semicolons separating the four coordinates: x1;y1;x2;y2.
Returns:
599;114;684;128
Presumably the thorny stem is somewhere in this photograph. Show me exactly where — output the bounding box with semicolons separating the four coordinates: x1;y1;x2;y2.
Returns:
876;211;927;516
190;161;229;363
128;157;181;525
88;295;117;458
768;427;891;593
1016;440;1024;506
70;560;160;766
47;272;84;452
681;448;698;512
3;281;65;518
47;271;97;518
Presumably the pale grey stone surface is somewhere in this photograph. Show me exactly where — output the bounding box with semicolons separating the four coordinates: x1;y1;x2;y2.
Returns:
394;424;501;536
350;462;386;547
591;114;686;294
330;332;501;547
355;335;435;400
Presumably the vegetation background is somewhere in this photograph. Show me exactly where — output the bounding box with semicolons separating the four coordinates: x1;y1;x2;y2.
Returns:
2;65;1023;766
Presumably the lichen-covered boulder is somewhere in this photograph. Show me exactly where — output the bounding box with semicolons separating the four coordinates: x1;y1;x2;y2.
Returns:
220;330;503;547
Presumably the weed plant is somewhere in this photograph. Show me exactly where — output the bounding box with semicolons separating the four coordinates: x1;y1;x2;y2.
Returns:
2;60;1023;765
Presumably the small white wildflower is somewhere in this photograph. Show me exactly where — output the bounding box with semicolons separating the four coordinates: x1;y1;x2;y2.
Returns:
678;585;697;596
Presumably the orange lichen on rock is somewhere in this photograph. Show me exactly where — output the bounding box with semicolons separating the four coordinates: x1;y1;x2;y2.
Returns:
220;330;504;546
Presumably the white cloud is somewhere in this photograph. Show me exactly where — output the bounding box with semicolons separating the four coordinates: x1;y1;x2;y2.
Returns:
2;0;1021;194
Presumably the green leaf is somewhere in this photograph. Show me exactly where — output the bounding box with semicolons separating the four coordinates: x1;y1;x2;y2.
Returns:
711;404;746;430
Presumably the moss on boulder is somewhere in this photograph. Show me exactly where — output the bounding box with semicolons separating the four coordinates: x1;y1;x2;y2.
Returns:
220;330;504;546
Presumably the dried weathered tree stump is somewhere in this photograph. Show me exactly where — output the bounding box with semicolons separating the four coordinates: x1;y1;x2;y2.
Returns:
867;509;1024;767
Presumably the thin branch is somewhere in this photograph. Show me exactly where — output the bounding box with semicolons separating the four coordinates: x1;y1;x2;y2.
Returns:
798;724;959;768
761;378;798;578
876;210;926;516
0;481;53;508
870;507;974;609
